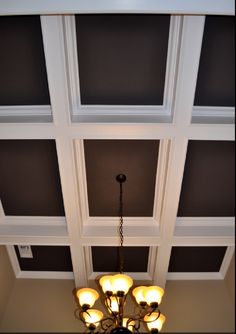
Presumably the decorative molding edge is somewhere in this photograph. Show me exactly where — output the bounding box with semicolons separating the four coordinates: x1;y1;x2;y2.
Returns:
167;272;224;280
176;217;235;227
167;246;235;280
84;246;155;281
0;105;52;123
63;15;182;123
153;139;171;225
6;245;74;279
219;246;235;278
0;216;66;226
192;106;235;117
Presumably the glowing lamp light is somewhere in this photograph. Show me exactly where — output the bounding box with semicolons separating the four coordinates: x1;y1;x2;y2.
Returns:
83;309;103;328
99;275;113;294
132;286;147;305
143;286;164;306
144;313;166;332
76;288;99;309
111;274;133;295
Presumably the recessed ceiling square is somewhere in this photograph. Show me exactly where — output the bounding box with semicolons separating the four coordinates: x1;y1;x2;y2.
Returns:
14;246;72;272
75;14;170;105
84;140;159;217
0;140;65;216
0;16;50;106
92;246;149;272
178;141;235;217
194;16;235;107
168;246;227;272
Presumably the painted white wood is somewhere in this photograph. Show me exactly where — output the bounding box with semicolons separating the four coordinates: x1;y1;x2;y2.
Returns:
55;137;88;287
40;16;71;126
64;16;181;123
81;226;161;246
74;140;90;225
167;272;224;280
176;217;235;227
172;236;235;247
192;106;235;123
6;245;21;277
0;216;66;226
0;122;234;141
153;140;171;225
0;224;70;245
17;271;74;279
173;16;205;126
0;106;52;123
0;0;234;15
0;7;234;289
219;246;235;278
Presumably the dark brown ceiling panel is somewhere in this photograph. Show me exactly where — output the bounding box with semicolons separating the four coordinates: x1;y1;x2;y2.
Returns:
178;141;235;217
84;140;159;217
168;246;227;272
92;246;149;272
0;16;50;105
14;246;72;271
194;16;235;107
75;14;170;105
0;140;65;216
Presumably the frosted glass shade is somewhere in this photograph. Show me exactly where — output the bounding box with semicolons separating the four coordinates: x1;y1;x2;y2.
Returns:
99;274;133;295
144;313;166;332
99;275;113;294
143;286;164;305
108;296;119;313
83;309;103;327
132;286;146;305
111;274;133;295
76;288;99;308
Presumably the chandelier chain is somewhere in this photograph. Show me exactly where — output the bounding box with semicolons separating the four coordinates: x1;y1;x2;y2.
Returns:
119;179;124;274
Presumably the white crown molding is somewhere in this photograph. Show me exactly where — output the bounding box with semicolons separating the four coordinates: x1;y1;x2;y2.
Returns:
0;216;66;226
219;246;235;278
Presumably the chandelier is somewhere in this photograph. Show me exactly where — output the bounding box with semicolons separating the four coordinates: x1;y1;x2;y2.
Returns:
74;174;166;333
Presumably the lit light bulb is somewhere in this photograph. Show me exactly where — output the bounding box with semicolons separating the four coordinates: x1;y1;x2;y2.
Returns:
83;309;103;328
144;313;166;332
76;288;99;309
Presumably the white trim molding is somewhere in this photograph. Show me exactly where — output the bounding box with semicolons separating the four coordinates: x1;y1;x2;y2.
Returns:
192;106;235;124
63;15;182;123
0;0;234;16
0;105;52;123
84;246;157;282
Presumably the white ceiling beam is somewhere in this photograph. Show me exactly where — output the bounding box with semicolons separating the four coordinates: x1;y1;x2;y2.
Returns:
0;0;234;15
153;16;206;288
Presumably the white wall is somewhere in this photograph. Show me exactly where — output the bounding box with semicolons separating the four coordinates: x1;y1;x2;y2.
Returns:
0;276;235;332
0;246;15;325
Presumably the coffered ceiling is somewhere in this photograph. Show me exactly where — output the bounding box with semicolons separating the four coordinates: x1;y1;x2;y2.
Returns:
0;0;235;289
